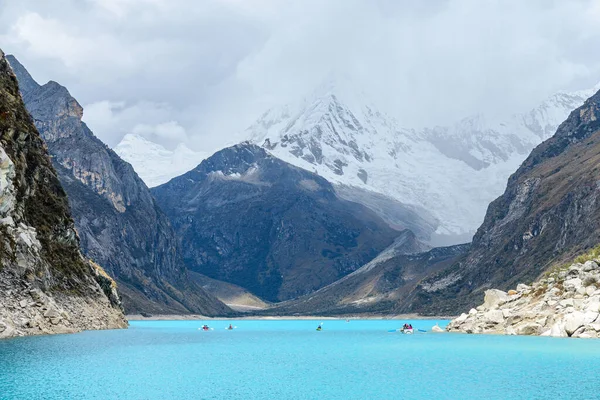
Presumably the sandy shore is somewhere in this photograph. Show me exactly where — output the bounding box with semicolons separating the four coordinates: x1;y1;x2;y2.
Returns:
126;314;454;321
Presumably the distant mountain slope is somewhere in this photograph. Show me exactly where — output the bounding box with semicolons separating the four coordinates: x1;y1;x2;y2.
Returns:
246;80;598;241
151;143;401;302
114;134;207;187
7;55;230;316
0;49;126;339
405;87;600;315
266;233;467;316
188;272;270;312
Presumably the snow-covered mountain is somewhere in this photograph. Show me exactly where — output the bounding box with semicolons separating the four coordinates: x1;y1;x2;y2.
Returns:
112;80;599;243
246;81;600;242
114;134;207;187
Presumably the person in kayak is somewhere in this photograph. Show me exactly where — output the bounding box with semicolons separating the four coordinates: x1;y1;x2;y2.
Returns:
202;324;210;331
316;324;322;331
228;324;233;330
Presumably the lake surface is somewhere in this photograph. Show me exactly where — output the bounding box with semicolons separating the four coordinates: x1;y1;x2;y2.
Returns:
0;319;598;399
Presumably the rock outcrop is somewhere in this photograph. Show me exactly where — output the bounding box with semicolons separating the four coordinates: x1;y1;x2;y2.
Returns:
152;143;400;302
0;49;127;339
6;55;230;316
408;87;600;315
447;257;600;338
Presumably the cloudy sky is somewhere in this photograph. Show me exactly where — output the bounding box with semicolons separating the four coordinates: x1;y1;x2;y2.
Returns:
1;0;600;151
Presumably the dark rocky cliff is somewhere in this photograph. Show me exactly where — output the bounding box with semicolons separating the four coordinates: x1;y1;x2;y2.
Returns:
0;49;127;338
7;55;230;316
152;143;400;302
407;88;600;315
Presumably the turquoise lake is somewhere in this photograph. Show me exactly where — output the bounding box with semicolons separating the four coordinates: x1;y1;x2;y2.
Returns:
0;319;598;399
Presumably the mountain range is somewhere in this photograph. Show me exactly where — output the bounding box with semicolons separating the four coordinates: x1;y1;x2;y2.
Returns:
6;55;230;316
4;49;600;324
117;79;599;246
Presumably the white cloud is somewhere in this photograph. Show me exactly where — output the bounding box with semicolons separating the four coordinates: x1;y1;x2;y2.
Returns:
133;121;188;143
5;12;136;76
1;0;600;148
82;100;179;147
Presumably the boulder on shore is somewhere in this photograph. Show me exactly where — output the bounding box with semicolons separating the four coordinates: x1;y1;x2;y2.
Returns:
446;258;600;338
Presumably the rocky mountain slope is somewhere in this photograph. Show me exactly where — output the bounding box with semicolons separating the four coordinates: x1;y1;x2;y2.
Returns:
246;80;598;242
0;49;127;339
7;55;230;316
263;231;469;316
447;252;600;338
151;143;400;302
406;87;600;316
114;133;207;187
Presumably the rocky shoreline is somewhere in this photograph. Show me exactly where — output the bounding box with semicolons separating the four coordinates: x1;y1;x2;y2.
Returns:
447;258;600;338
0;261;128;339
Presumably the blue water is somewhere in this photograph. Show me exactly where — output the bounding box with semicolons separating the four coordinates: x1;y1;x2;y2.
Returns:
0;319;598;399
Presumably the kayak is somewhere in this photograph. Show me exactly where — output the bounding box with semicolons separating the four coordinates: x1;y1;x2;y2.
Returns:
388;328;415;334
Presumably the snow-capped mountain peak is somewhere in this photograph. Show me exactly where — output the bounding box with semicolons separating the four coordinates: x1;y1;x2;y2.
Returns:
246;82;599;241
114;134;207;187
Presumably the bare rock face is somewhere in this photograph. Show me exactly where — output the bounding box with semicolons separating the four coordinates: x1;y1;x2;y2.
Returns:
6;55;230;316
447;259;600;338
0;49;127;339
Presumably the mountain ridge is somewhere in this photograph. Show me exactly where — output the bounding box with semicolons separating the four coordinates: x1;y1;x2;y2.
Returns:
0;49;127;338
7;54;231;316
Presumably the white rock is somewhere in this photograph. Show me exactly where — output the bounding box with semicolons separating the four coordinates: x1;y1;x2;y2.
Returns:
548;322;568;337
454;313;468;325
483;289;509;310
431;324;444;333
583;261;598;271
584;311;599;324
516;323;541;336
586;286;597;296
577;286;587;296
564;312;586;336
559;299;574;308
469;308;478;315
585;297;600;313
558;271;568;279
564;278;583;291
484;310;504;324
589;323;600;332
516;283;531;292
